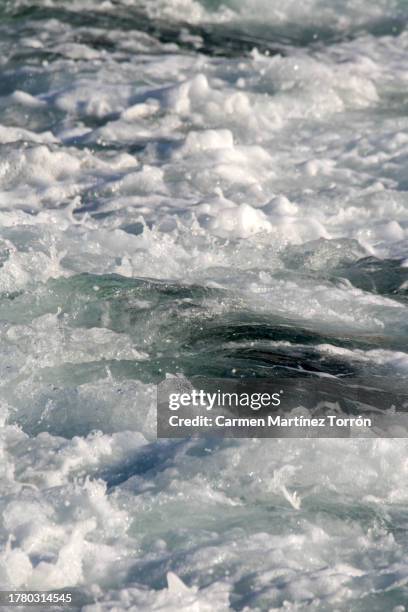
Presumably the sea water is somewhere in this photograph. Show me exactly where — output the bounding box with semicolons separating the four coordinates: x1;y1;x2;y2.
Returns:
0;0;407;609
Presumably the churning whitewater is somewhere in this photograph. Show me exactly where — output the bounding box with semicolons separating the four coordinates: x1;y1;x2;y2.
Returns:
0;0;407;609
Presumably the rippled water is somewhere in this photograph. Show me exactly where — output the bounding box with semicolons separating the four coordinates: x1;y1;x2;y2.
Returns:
0;0;408;609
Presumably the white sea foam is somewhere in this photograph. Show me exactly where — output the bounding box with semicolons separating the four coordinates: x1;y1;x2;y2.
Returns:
0;0;407;609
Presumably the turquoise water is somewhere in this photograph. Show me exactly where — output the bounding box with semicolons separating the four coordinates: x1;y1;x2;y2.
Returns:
0;1;407;610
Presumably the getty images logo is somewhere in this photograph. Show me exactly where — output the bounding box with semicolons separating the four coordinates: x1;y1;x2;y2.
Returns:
168;389;283;411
